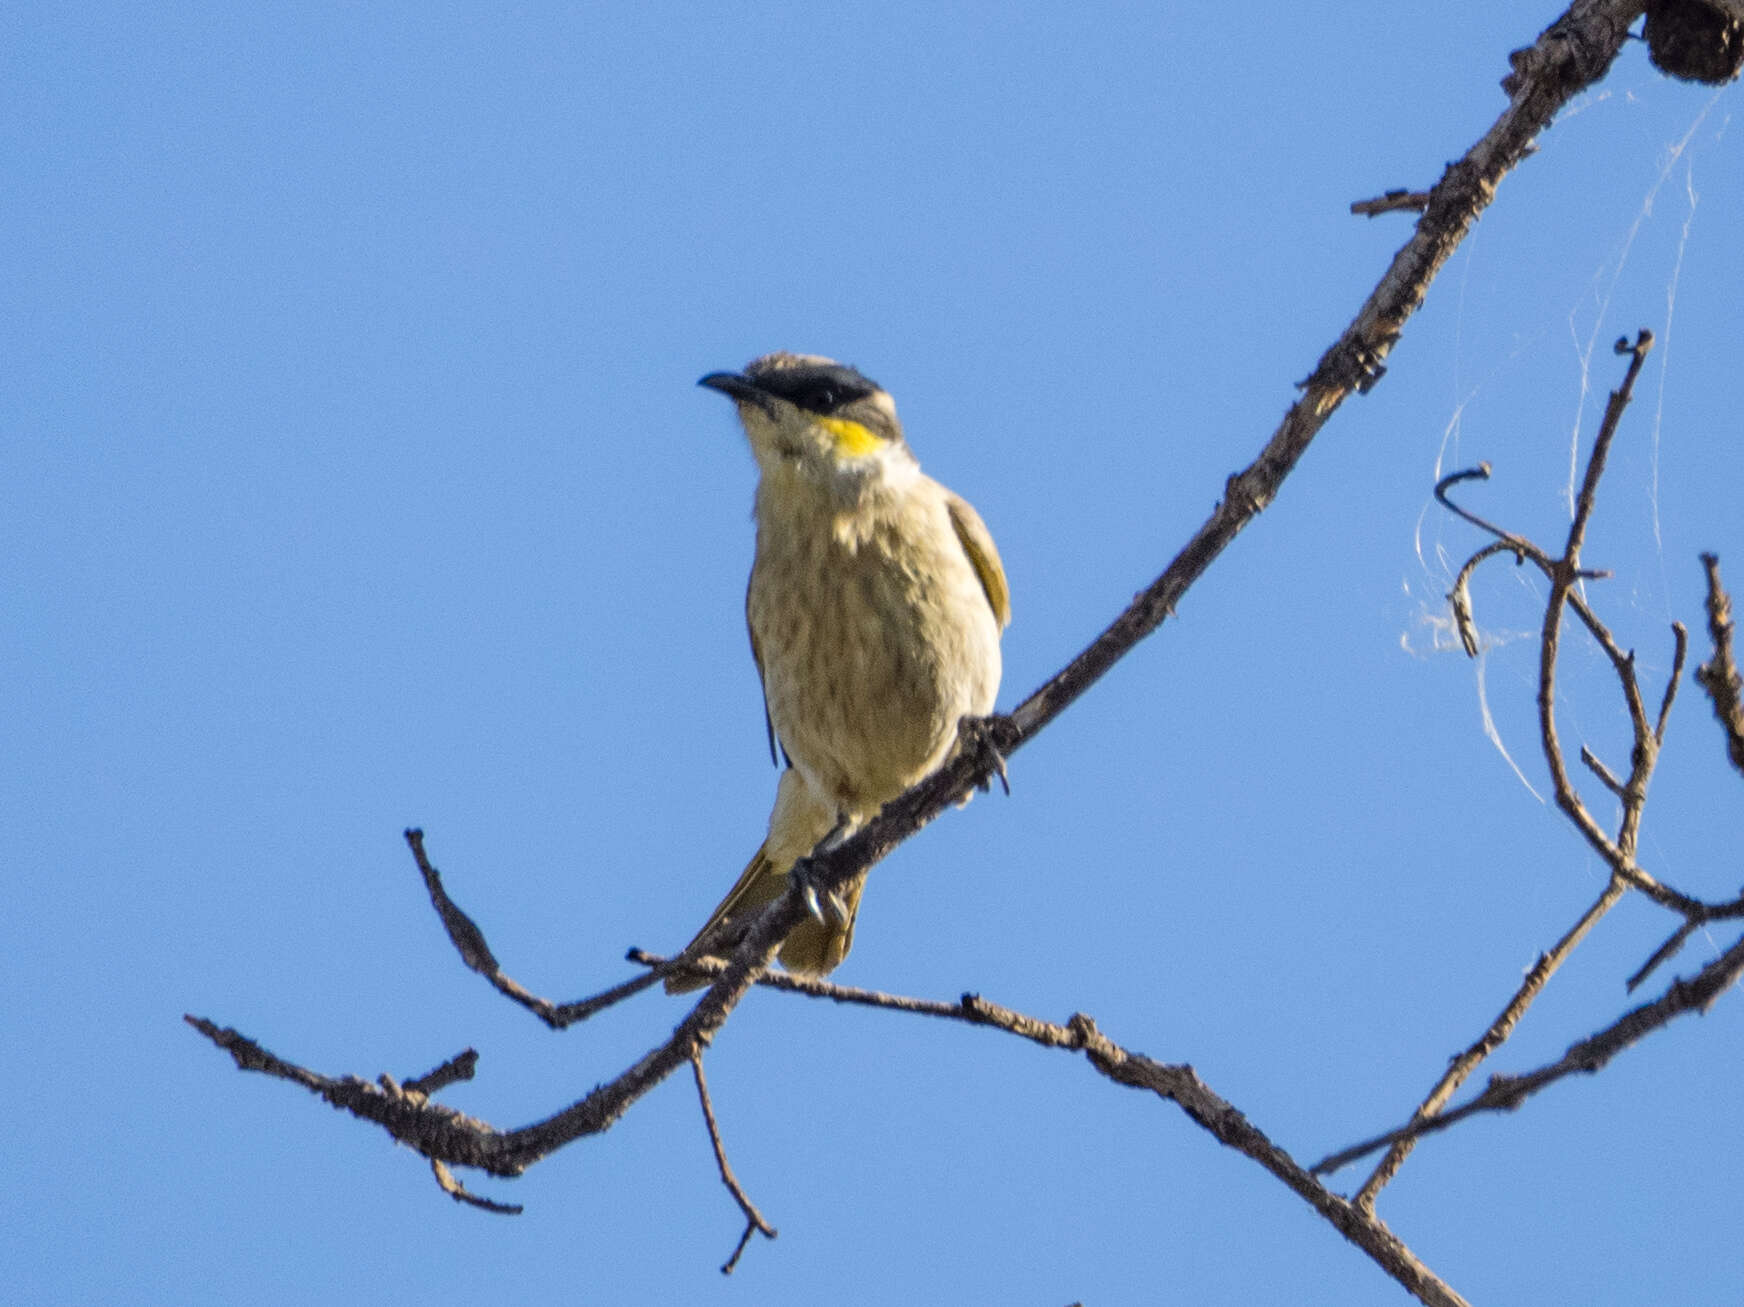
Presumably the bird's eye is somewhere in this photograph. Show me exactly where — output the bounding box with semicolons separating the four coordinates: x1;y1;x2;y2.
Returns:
811;387;836;411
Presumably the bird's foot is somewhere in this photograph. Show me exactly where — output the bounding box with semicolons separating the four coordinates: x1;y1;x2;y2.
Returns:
789;855;851;927
959;713;1017;797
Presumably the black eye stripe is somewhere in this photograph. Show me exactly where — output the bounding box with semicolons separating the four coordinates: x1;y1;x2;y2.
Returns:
748;364;880;415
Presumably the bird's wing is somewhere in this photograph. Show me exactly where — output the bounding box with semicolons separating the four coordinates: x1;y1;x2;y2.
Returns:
946;492;1011;630
747;595;784;767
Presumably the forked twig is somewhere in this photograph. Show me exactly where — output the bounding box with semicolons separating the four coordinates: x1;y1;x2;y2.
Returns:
1356;331;1669;1209
404;828;675;1028
691;1055;777;1274
1318;925;1744;1175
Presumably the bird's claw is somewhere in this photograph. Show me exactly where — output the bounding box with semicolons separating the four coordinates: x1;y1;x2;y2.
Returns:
790;856;850;926
959;714;1015;796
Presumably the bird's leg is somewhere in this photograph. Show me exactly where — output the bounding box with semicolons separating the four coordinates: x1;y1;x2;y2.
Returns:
958;713;1016;796
790;813;853;925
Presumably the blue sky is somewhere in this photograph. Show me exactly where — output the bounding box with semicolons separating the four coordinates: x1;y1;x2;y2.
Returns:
6;3;1742;1303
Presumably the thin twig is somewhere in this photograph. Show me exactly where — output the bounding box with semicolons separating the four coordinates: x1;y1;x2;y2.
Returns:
1579;745;1626;797
1449;538;1530;656
402;1048;479;1096
1626;921;1700;991
405;827;558;1025
1627;887;1744;991
691;1054;777;1274
1351;877;1626;1205
1657;622;1690;744
1435;464;1534;550
1694;553;1744;777
430;1159;522;1215
1351;189;1433;217
404;828;673;1029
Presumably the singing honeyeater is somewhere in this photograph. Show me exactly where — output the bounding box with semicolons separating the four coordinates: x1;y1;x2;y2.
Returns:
668;352;1010;990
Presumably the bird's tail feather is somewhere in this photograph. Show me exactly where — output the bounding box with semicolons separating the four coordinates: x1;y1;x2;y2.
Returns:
665;770;856;993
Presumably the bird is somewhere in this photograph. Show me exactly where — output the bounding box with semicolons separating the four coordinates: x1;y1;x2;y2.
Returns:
667;352;1010;991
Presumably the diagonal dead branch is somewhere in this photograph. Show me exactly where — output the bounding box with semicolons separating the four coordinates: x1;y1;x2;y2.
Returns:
1627;883;1744;990
1627;920;1703;991
1318;925;1744;1176
1352;877;1626;1207
405;827;563;1026
1061;1017;1469;1307
1579;744;1627;796
194;877;809;1178
737;975;1470;1307
729;0;1653;983
405;828;675;1029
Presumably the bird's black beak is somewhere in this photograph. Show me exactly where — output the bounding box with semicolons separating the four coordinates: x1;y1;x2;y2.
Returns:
699;370;778;417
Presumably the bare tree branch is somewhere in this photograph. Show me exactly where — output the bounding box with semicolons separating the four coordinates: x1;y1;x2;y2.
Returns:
193;6;1667;1302
1350;188;1433;217
1535;334;1656;871
405;827;674;1029
430;1159;522;1215
1695;553;1744;778
1346;330;1744;1206
582;0;1659;1105
1357;333;1668;1207
187;1014;517;1174
402;1048;479;1097
1316;924;1744;1175
187;982;1471;1307
690;1054;777;1274
1349;879;1625;1203
1579;743;1628;796
1626;882;1744;991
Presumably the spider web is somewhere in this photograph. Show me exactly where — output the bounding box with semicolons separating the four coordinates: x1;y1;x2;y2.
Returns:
1403;86;1729;801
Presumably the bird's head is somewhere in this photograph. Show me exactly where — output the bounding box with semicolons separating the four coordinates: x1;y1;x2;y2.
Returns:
699;352;907;484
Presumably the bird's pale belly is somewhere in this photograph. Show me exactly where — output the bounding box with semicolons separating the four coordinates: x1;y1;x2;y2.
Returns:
751;517;1000;818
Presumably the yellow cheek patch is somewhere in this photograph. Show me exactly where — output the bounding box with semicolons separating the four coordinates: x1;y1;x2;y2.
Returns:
815;416;887;459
